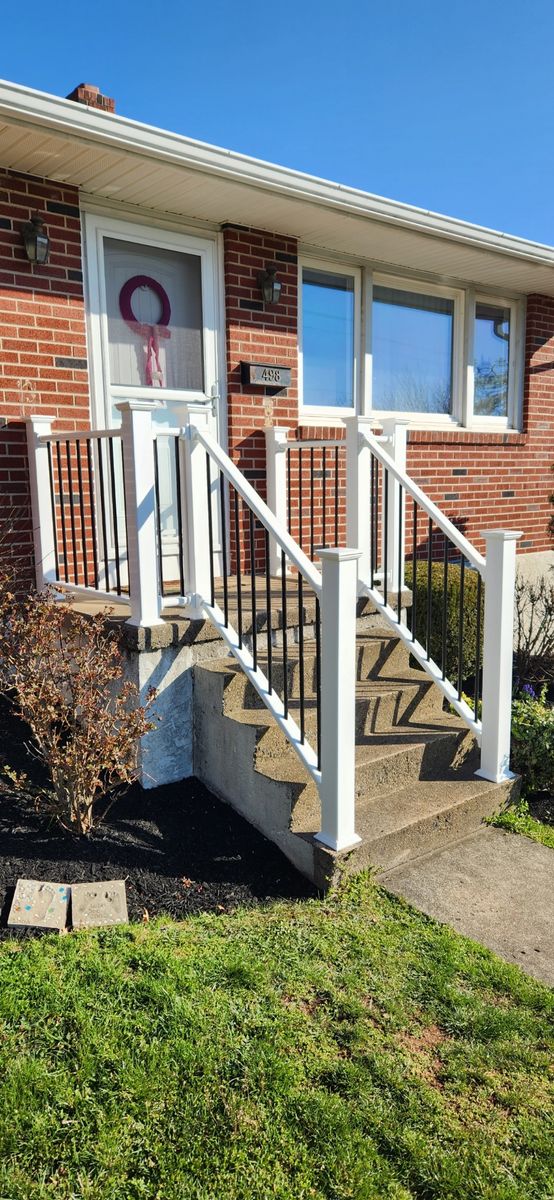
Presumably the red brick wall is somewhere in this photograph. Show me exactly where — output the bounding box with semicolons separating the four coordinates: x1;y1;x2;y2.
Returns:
406;295;554;558
0;172;90;583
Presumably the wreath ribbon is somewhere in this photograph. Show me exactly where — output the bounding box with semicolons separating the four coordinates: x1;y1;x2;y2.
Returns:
119;275;171;387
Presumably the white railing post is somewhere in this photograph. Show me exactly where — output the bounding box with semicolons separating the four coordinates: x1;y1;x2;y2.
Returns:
26;415;57;590
345;416;372;586
181;404;214;619
380;419;408;595
264;426;290;575
316;547;362;852
477;529;522;783
116;401;164;628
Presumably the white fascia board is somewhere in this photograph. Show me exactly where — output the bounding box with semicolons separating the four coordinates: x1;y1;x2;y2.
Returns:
1;78;554;271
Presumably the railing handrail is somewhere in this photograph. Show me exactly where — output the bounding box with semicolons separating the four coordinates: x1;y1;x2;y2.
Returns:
360;427;486;575
37;428;121;444
286;436;344;450
193;426;323;597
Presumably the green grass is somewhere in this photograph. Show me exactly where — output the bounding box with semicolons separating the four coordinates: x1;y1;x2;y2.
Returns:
0;877;553;1200
490;797;554;849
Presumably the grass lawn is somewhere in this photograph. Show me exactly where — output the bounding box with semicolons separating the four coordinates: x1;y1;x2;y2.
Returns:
490;796;554;850
0;876;552;1200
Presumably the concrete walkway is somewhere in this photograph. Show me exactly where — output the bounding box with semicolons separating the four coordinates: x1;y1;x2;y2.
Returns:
380;827;554;987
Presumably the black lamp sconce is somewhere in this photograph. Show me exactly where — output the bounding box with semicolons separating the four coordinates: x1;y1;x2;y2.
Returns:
258;263;282;305
21;214;50;265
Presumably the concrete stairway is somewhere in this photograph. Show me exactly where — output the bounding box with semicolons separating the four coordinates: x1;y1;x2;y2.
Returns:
193;621;519;888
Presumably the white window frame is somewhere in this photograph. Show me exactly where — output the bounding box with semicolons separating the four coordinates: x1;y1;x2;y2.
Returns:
298;257;524;432
298;256;362;419
369;271;465;428
468;292;524;430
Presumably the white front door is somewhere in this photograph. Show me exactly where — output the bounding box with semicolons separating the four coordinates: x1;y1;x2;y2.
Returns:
84;213;223;592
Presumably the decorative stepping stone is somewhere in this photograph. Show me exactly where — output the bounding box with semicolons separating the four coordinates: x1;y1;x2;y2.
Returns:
8;879;70;930
70;881;128;929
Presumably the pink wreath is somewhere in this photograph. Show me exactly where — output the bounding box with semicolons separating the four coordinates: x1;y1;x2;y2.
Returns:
119;275;171;387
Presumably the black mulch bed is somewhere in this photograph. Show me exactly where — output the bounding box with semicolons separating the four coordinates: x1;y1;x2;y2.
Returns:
0;702;316;940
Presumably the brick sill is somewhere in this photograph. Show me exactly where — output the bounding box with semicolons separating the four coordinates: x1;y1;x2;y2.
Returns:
408;429;526;446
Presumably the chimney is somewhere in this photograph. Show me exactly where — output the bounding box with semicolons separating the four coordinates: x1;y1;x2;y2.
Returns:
66;83;115;113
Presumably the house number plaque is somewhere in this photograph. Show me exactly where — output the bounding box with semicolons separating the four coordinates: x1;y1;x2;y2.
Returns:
241;361;291;389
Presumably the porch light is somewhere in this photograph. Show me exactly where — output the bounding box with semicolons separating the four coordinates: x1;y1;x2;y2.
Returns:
21;214;50;265
258;264;282;305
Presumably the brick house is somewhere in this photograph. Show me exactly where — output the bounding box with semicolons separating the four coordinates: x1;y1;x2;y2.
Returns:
1;78;552;881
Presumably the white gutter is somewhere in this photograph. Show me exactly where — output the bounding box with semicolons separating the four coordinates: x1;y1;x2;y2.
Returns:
1;78;554;269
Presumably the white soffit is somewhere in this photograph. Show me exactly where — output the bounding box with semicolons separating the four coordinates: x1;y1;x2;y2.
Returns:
1;80;554;296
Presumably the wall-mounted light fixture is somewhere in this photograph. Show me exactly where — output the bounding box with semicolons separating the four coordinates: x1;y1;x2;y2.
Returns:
258;264;282;306
21;214;50;265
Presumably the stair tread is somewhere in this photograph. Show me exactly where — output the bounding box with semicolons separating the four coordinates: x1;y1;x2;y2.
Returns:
355;772;498;838
198;654;438;695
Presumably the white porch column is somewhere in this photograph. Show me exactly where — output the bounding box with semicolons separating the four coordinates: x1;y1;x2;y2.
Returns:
116;401;164;628
26;415;57;590
477;529;522;783
345;416;372;586
315;547;362;852
380;419;408;595
181;404;214;619
264;426;290;575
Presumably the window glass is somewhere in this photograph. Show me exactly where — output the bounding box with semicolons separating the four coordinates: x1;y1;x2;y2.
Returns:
474;302;510;417
373;285;454;414
104;238;204;391
302;268;355;407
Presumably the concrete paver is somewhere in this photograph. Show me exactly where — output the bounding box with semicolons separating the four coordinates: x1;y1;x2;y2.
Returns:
380;827;554;987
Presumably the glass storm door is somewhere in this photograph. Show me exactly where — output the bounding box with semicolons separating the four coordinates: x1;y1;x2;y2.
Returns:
84;214;222;593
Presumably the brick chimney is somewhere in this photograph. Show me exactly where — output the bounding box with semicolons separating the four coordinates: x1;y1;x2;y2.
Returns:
66;83;115;113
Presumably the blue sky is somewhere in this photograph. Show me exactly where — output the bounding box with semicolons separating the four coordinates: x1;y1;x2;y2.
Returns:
3;0;553;244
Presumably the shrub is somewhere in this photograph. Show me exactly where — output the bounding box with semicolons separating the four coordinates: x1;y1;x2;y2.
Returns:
405;560;484;683
513;573;554;689
510;686;554;794
0;590;155;835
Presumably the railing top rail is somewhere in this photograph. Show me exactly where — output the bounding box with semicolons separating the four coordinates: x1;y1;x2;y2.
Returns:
286;437;345;450
193;426;323;596
361;427;486;573
38;428;121;444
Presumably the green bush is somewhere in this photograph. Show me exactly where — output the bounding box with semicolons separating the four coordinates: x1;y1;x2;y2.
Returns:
511;687;554;794
405;560;484;683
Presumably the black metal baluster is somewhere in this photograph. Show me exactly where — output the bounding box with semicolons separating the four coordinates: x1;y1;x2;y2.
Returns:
298;449;303;555
310;447;315;560
370;454;377;588
334;446;339;546
457;558;466;699
65;441;78;583
322;446;327;548
55;441;69;583
249;509;257;671
75;441;88;587
281;550;288;719
220;471;229;628
315;595;321;770
153;438;164;596
474;573;483;719
174;436;185;597
96;439;110;592
397;482;403;622
426;518;433;659
442;535;449;680
234;489;243;649
383;468;389;606
265;528;272;693
86;439;99;590
411;499;417;641
47;440;60;582
286;448;291;534
298;573;305;744
108;436;122;595
205;453;215;607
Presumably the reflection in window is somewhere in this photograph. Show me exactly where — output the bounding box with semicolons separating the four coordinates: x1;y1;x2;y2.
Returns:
373;286;454;414
474;302;510;417
302;268;355;407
